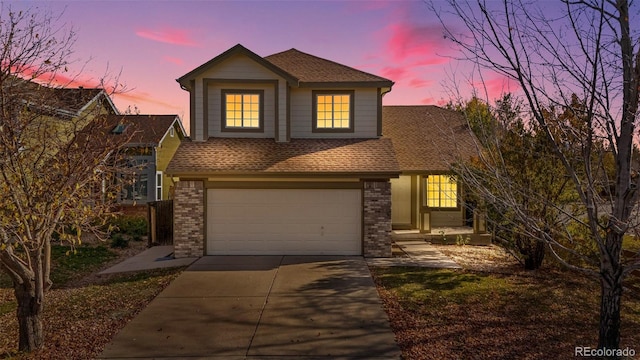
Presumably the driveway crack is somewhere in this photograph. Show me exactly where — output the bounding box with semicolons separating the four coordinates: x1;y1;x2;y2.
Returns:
245;255;284;357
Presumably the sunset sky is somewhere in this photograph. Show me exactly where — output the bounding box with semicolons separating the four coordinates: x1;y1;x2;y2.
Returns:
8;1;516;134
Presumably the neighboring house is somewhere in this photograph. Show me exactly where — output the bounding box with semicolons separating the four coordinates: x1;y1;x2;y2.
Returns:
167;44;478;258
4;77;119;150
45;86;119;120
107;115;186;204
7;76;118;119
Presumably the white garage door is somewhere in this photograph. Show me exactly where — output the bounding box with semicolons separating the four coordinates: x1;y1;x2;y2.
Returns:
207;188;362;255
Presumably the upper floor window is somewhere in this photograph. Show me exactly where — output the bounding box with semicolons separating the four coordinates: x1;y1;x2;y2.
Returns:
312;90;354;132
222;90;264;132
425;175;458;209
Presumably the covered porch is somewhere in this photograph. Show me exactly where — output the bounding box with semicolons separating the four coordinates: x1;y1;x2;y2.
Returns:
391;174;490;245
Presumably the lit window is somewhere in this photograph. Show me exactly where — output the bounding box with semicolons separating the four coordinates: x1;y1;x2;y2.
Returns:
223;90;263;130
425;175;458;208
313;91;353;131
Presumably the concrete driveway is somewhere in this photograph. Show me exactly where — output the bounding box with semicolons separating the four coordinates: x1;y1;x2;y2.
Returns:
100;255;401;359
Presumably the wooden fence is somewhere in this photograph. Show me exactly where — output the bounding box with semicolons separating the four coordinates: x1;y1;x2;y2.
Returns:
147;200;173;246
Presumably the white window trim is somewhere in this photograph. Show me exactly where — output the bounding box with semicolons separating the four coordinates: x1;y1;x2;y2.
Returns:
156;171;163;201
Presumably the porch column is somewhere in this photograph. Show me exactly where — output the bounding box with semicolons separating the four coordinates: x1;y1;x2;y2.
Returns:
173;180;204;258
363;180;392;258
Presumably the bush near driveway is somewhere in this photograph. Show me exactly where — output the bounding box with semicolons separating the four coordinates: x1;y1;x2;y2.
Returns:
108;215;148;241
372;266;640;360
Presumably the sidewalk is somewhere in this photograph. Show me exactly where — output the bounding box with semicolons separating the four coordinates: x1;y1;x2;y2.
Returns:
366;241;462;268
98;245;198;274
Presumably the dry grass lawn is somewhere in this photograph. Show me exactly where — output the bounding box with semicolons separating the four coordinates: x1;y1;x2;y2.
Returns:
0;240;184;359
372;244;640;360
4;241;640;359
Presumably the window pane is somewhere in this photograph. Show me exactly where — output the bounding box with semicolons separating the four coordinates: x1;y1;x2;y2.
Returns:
316;93;352;129
325;103;333;112
426;175;457;208
225;92;260;128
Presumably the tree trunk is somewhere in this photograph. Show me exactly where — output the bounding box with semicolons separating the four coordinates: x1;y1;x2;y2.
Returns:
598;279;623;357
15;283;44;352
597;230;624;358
515;234;545;270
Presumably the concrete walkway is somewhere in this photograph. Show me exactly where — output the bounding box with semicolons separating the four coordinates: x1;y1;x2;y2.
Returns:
100;256;401;359
98;246;198;275
99;241;462;275
366;241;462;268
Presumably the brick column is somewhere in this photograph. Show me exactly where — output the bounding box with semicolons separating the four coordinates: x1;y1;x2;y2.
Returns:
363;180;392;257
173;180;204;258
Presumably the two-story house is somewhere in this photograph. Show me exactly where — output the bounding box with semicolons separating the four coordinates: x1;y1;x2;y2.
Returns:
167;44;478;258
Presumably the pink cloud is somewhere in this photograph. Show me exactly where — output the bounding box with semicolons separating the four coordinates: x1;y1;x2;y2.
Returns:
135;27;199;47
14;64;108;90
385;22;450;63
473;75;521;101
409;78;433;88
420;97;435;104
410;57;450;67
381;66;408;81
163;56;184;65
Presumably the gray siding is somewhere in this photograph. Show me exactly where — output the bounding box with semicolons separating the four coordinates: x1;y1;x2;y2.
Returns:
289;88;379;138
191;54;287;141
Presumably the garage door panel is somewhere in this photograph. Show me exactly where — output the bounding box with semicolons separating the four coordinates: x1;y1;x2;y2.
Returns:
207;189;361;255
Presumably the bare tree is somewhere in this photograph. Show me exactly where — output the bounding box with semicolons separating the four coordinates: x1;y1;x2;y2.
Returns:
0;6;130;351
433;0;639;352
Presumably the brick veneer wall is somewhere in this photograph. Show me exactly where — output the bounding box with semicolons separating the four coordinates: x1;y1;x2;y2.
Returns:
173;180;204;258
363;180;392;257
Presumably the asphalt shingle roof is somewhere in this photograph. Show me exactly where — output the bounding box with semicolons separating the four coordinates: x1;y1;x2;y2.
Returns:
176;44;393;88
107;114;179;145
5;77;113;117
52;87;105;114
264;48;393;85
382;106;479;172
166;137;399;176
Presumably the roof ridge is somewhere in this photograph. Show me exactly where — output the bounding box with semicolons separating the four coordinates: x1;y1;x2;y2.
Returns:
265;48;392;83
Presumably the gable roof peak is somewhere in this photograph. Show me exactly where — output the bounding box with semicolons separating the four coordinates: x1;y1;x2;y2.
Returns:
176;43;298;89
106;114;184;145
